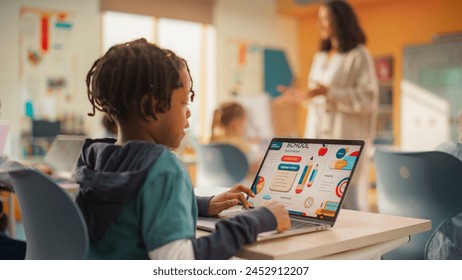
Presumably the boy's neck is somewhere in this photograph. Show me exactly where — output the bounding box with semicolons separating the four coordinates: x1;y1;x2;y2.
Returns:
117;121;156;145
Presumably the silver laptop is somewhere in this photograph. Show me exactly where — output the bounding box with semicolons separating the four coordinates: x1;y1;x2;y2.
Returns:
43;134;85;180
197;137;365;240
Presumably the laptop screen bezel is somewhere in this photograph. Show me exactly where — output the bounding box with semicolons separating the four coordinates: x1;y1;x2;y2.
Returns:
247;137;365;226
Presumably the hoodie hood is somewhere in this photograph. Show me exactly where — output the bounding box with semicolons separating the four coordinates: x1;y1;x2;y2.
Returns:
75;138;165;241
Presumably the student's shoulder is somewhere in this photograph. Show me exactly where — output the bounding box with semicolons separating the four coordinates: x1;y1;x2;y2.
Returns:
117;141;183;175
141;148;193;196
148;148;185;175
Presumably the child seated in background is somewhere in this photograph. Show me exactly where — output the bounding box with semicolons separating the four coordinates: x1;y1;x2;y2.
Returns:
211;101;249;152
210;101;261;174
435;111;462;161
76;38;290;260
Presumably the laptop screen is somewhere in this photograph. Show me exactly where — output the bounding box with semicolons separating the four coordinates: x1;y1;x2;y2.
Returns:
43;135;85;175
248;138;364;222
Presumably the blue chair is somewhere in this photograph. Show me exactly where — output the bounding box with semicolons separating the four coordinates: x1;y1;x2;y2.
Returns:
196;143;249;188
374;149;462;259
6;164;88;259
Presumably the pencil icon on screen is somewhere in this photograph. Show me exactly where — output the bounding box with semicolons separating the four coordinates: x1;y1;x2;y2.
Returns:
307;164;318;187
295;156;313;194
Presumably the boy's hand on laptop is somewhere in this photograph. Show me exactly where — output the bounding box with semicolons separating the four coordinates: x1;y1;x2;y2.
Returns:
208;184;255;216
261;200;291;232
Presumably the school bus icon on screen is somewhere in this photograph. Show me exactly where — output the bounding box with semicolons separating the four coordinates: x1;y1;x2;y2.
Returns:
315;201;339;220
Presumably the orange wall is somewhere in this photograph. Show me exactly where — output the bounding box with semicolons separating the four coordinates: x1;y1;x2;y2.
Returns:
291;0;462;144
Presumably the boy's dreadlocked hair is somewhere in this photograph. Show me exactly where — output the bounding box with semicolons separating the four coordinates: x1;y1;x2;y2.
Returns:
86;38;194;121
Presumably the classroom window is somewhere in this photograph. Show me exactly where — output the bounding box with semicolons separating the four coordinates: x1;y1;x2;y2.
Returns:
102;11;216;141
102;11;155;52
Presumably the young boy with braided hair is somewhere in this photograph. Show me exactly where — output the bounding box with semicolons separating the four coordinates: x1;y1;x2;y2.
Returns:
76;38;290;259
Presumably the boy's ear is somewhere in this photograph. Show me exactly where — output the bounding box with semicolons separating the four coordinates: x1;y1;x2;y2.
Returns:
139;94;159;121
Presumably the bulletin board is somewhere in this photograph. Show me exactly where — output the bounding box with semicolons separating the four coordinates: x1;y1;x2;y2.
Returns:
19;7;86;158
263;48;293;98
226;41;293;99
226;40;264;96
19;7;76;121
226;40;298;137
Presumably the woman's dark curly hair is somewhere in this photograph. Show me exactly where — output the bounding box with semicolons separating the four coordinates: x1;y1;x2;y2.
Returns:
320;0;366;53
86;38;194;121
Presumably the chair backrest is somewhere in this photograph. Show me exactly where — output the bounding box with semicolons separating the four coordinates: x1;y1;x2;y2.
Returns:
8;167;88;260
374;148;462;259
196;143;249;188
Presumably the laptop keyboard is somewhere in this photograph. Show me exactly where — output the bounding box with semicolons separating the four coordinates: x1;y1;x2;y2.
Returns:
290;219;319;229
221;211;320;230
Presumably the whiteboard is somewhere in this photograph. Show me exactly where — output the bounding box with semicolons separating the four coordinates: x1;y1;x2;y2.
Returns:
401;39;462;150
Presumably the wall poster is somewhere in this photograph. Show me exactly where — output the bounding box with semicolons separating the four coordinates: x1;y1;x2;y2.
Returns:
19;7;83;158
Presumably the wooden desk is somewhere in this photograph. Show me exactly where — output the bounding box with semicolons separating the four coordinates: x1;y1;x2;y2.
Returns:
198;209;431;260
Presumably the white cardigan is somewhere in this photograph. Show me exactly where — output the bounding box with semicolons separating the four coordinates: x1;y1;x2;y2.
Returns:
305;45;379;142
304;45;379;211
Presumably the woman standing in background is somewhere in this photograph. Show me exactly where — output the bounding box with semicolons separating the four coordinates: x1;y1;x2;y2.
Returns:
278;0;379;211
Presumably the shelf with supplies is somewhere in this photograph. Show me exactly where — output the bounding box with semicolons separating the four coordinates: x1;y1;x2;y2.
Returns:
373;55;394;145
